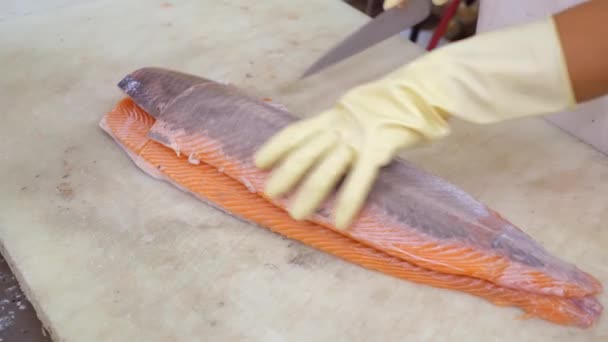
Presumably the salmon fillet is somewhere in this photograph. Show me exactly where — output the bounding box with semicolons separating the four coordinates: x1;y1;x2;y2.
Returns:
100;67;603;327
119;68;602;298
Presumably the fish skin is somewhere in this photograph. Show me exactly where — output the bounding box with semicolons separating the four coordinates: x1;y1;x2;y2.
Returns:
117;67;602;299
100;98;602;327
118;67;212;119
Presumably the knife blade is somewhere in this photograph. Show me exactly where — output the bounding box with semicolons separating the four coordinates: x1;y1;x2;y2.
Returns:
300;0;431;79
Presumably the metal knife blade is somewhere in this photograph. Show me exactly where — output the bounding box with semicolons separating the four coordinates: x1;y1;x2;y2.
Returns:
300;0;431;79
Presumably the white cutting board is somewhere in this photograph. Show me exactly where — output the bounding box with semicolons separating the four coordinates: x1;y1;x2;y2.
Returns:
477;0;608;156
0;0;94;22
0;0;607;341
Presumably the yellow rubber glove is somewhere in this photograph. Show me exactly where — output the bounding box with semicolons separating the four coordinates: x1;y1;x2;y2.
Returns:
255;17;575;230
384;0;448;10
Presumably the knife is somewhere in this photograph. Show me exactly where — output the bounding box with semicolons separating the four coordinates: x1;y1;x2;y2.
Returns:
300;0;432;79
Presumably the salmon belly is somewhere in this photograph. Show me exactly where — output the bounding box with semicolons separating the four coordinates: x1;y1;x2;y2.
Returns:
100;97;602;328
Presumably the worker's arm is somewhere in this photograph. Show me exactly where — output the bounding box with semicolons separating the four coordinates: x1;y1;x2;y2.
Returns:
555;0;608;101
385;0;608;103
254;0;608;230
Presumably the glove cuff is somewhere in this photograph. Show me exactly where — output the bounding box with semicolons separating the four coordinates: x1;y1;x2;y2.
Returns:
386;17;577;124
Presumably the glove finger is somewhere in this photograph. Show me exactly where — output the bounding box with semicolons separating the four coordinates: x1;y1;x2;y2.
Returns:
289;145;353;221
334;153;381;230
254;115;329;169
264;131;337;198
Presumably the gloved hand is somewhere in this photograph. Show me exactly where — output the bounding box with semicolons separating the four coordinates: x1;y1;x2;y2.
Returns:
255;17;575;230
384;0;448;10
